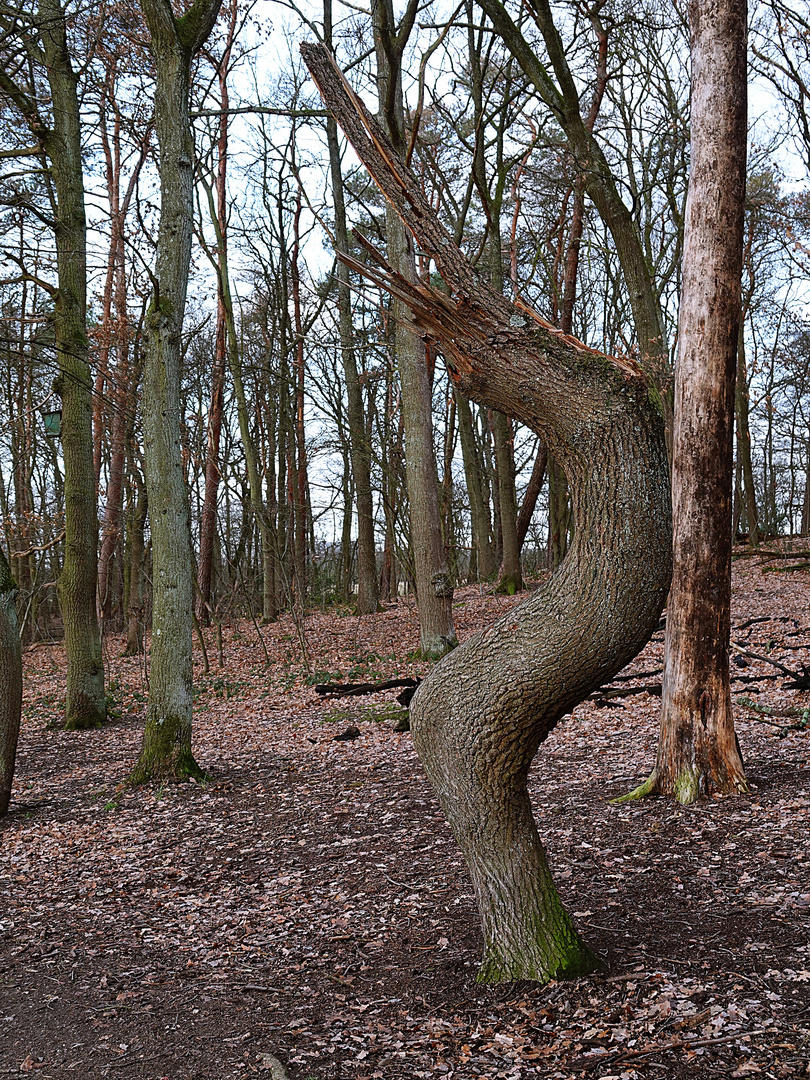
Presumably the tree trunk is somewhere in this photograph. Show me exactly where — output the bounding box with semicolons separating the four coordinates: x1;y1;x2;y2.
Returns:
456;391;496;579
325;0;379;615
302;43;672;983
547;455;572;569
492;411;522;593
372;0;456;658
291;181;310;606
0;543;22;818
623;0;748;806
35;0;106;728
124;471;148;657
735;323;759;547
132;0;222;783
516;441;548;551
197;317;226;623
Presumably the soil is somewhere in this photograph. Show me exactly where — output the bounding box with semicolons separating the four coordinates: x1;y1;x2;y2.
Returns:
1;554;809;1079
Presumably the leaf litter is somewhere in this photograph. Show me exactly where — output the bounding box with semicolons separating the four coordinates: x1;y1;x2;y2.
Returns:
1;557;809;1079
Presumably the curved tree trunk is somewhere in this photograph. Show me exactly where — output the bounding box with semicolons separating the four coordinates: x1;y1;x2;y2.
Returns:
302;43;672;983
0;543;22;818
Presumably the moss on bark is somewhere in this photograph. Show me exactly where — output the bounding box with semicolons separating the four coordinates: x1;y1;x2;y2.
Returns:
129;714;207;785
477;918;603;985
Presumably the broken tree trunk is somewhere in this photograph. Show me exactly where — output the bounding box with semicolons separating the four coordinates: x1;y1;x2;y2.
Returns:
301;43;672;984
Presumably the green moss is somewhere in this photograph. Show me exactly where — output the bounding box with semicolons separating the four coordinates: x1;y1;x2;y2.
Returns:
673;767;701;806
63;695;107;730
476;933;602;985
494;573;522;596
128;712;207;785
610;771;657;804
647;380;666;418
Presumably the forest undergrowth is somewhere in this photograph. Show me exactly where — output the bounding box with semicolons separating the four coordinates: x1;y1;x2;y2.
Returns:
1;552;809;1079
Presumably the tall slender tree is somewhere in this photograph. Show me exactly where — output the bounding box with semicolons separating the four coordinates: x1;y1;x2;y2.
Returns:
0;0;105;729
324;0;380;615
131;0;223;783
622;0;748;804
371;0;456;657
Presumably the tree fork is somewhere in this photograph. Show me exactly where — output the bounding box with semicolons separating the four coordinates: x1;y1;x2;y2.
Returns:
302;43;672;983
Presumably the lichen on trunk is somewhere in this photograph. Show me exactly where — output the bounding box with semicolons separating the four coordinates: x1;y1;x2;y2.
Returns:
132;0;223;783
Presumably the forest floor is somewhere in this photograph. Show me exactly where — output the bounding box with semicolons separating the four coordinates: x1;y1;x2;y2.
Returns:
2;548;810;1080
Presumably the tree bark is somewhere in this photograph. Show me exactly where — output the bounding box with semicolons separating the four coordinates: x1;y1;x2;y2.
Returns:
0;0;108;726
131;0;222;783
197;22;233;624
124;470;148;657
40;0;106;729
0;542;22;818
622;0;748;806
325;0;379;615
302;42;672;983
516;441;547;551
456;392;496;579
735;324;759;546
372;0;457;658
491;410;522;593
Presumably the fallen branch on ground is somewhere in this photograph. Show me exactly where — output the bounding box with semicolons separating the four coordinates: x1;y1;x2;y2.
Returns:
314;677;421;707
736;696;809;730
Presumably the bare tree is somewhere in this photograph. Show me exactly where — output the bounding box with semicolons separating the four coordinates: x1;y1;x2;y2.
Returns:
302;42;671;983
371;0;456;657
131;0;223;783
622;0;748;804
0;0;105;729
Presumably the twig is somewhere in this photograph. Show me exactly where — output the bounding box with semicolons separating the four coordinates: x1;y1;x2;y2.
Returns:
236;563;271;667
383;873;424;890
563;1027;769;1073
12;530;65;558
589;683;662;705
730;640;810;688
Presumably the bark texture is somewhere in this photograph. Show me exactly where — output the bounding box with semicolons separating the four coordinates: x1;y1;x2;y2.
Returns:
626;0;748;805
372;0;456;658
5;0;107;728
132;0;222;783
0;543;22;818
302;43;672;983
325;0;379;614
